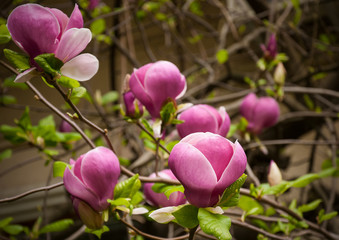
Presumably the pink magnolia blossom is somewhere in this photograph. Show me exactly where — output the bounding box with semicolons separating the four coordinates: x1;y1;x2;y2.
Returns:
7;3;98;82
168;132;247;208
177;104;231;138
261;34;278;60
240;93;280;134
143;169;186;207
129;61;186;119
63;147;121;212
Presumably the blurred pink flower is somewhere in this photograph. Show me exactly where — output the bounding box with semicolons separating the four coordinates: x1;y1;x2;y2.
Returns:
177;104;231;138
240;93;280;134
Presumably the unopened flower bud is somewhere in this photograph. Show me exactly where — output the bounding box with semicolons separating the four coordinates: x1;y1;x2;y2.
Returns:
274;62;286;85
268;160;282;186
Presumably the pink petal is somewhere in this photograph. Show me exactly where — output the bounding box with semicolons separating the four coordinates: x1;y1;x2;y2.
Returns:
240;93;258;122
253;97;280;130
63;167;102;211
177;105;219;138
7;4;60;58
65;4;83;31
80;147;120;210
215;141;247;194
60;53;99;81
55;28;92;62
14;67;38;83
48;8;69;39
129;64;155;116
144;61;186;114
217;106;231;137
189;133;234;180
168;142;217;207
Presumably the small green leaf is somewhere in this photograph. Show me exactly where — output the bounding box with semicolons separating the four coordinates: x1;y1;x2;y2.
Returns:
71;87;87;99
298;199;322;213
291;173;319;188
0;125;27;144
172;205;199;229
160;101;176;125
85;225;109;239
318;209;337;224
57;76;80;88
90;19;106;35
114;174;141;199
0;149;12;162
238;196;264;215
0;217;13;228
101;91;119;105
34;53;63;76
0;95;16;104
198;208;232;240
262;181;291;196
17;106;31;130
151;183;184;199
0;24;11;44
108;198;131;207
3;224;24;235
216;49;229;64
39;219;74;234
218;174;247;207
3;49;30;72
257;58;266;71
53;161;69;178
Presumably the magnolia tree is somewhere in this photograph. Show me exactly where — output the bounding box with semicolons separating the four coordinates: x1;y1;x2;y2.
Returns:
0;1;338;240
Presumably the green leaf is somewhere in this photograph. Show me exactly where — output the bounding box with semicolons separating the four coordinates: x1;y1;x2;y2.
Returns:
216;49;229;64
318;209;337;224
218;174;247;207
71;87;87;99
0;217;13;228
3;224;24;235
0;125;27;144
101;91;119;105
34;53;63;76
160;101;176;125
108;198;131;207
262;181;291;195
90;19;106;35
3;76;28;90
0;24;11;44
238;196;264;215
298;199;322;213
291;173;319;188
151;183;184;199
57;76;80;88
257;58;266;71
0;95;16;104
198;208;232;240
85;225;109;239
172;205;199;229
17;106;31;130
39;219;74;234
114;174;141;199
0;149;12;162
53;161;69;178
3;49;30;72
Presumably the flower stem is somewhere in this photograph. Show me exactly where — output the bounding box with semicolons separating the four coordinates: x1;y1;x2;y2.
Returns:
189;226;198;240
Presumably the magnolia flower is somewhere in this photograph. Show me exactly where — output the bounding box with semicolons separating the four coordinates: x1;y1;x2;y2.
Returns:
177;104;231;138
129;61;186;119
261;34;277;60
168;132;247;208
268;160;282;186
7;3;99;82
63;147;121;212
143;169;186;207
240;93;280;134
